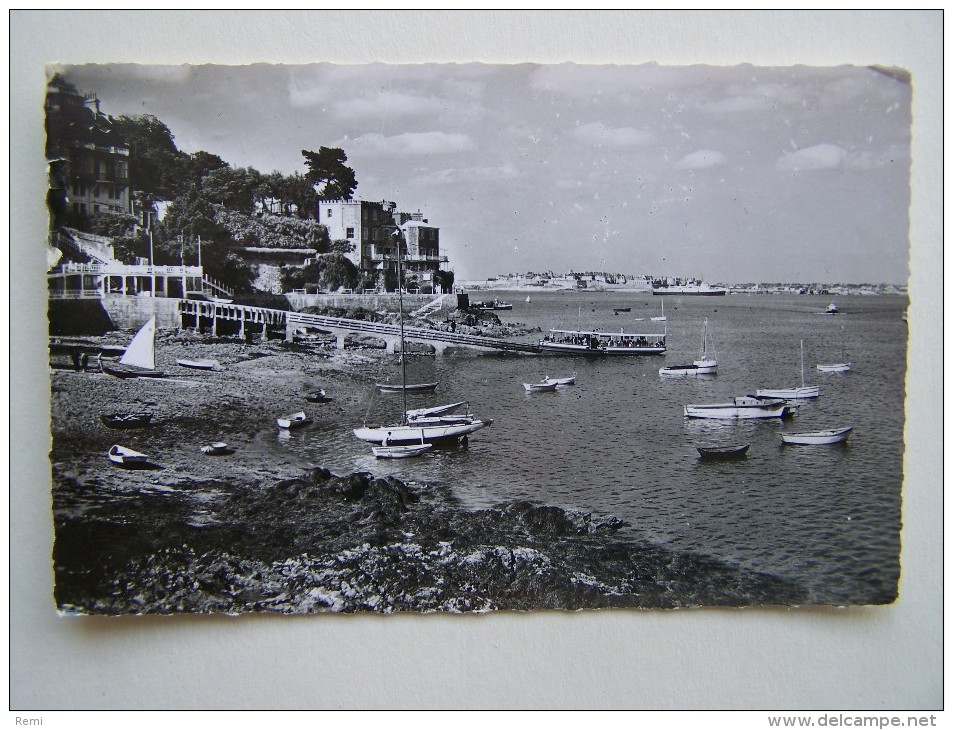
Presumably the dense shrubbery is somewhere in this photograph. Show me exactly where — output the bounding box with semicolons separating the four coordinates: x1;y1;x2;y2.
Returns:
279;254;361;293
217;209;329;250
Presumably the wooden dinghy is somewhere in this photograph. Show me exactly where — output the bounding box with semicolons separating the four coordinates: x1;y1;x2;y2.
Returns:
276;411;312;429
176;358;222;371
199;442;229;455
780;427;852;446
100;412;153;429
371;443;434;459
697;444;750;460
107;444;150;466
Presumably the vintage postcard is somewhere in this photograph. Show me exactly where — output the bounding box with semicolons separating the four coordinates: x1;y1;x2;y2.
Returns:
46;62;910;615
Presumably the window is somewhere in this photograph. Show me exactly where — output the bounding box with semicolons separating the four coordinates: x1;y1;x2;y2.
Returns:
326;208;333;218
346;227;355;239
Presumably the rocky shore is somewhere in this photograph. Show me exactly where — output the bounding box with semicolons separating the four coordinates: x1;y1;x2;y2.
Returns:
50;328;807;614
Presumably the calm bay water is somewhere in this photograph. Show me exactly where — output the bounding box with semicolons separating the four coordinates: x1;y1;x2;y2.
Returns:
273;291;907;604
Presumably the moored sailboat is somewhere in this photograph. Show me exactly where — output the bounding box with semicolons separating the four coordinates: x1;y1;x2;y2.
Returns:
660;318;717;377
756;339;819;400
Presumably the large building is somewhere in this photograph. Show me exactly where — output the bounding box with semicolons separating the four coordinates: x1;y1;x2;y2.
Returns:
317;198;449;292
45;74;131;226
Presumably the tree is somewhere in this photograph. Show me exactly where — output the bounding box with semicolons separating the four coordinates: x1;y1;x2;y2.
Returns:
201;166;260;214
301;147;357;202
112;115;185;201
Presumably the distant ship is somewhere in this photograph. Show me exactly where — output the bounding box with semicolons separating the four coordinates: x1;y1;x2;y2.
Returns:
652;282;728;296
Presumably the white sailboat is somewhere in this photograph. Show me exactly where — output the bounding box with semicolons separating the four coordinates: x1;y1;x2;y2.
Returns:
650;299;666;322
354;226;492;447
756;339;820;400
102;316;165;378
659;318;717;376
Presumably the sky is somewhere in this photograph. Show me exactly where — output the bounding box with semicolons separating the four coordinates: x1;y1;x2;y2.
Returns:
57;62;912;285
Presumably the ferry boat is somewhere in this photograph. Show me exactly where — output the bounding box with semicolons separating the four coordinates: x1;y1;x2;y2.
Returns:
652;283;728;296
539;328;666;355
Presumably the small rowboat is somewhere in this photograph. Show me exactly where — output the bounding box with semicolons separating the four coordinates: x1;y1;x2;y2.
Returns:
376;382;438;394
372;443;434;459
276;411;312;429
305;388;329;402
176;358;222;371
613;307;631;313
697;444;750;460
100;412;153;429
543;373;576;386
523;380;558;393
199;442;229;455
107;444;149;465
781;427;852;446
817;363;851;373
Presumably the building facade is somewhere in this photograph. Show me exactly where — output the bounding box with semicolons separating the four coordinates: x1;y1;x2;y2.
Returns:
45;74;131;226
317;199;449;292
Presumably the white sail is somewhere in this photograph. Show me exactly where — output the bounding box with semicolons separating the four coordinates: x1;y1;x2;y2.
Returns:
119;317;156;370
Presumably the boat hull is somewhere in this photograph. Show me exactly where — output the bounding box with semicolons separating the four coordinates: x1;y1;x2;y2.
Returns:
660;363;717;377
372;444;433;459
756;386;820;399
102;362;165;379
376;382;438;393
354;419;492;445
697;444;750;459
539;342;665;356
781;428;852;445
176;359;221;370
277;412;312;429
685;397;788;420
107;445;149;465
817;363;851;373
524;382;558;392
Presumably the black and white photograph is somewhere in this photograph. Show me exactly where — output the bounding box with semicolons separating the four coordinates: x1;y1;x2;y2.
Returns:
45;61;910;615
12;9;941;712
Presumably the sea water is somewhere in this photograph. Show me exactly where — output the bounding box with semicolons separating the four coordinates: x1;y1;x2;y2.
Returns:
275;291;907;604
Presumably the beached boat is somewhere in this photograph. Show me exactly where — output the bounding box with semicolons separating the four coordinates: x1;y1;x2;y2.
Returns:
305;388;329;402
199;442;229;455
176;358;222;371
107;444;149;465
660;318;717;377
100;412;153;429
817;362;851;373
376;381;438;394
524;380;558;393
684;396;790;420
780;427;852;445
101;317;165;379
276;411;312;429
757;340;820;400
697;444;750;459
652;283;728;296
543;373;576;386
539;328;666;355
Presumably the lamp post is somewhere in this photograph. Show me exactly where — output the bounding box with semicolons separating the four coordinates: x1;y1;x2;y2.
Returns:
147;211;155;297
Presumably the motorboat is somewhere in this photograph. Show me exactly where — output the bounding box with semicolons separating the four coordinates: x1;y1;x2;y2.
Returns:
543;373;576;386
101;317;165;378
100;412;153;429
780;427;852;445
684;396;790;420
539;328;666;355
660;318;717;377
697;444;750;459
277;411;312;429
107;444;149;465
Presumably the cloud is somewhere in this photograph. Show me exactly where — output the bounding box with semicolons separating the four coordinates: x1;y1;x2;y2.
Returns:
332;91;445;120
674;150;725;170
346;131;476;156
776;144;847;172
416;163;521;184
572;122;653;147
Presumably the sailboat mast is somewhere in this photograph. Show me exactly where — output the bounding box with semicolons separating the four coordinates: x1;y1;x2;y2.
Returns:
397;226;407;423
800;338;806;387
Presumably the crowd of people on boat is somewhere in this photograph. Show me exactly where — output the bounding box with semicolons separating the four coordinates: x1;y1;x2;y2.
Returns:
542;332;666;349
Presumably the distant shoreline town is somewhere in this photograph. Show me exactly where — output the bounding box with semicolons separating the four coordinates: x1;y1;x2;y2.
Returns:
459;273;907;296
